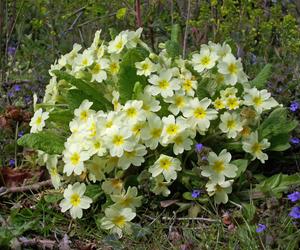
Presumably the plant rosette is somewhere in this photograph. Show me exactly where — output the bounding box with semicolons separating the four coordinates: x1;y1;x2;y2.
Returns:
19;28;298;238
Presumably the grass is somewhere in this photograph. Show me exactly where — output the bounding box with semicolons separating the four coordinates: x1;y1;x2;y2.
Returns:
1;186;299;249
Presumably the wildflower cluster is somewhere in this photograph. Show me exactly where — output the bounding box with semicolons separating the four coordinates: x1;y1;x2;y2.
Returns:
27;29;286;237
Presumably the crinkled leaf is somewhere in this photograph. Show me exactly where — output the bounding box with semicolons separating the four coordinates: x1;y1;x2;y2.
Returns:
232;159;248;178
269;133;291;151
85;184;103;202
118;48;148;104
53;70;112;111
242;203;256;221
17;131;65;155
260;108;297;139
165;40;181;58
250;64;272;89
48;110;73;125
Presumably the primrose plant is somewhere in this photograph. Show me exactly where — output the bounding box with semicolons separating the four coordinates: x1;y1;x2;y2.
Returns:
19;28;297;237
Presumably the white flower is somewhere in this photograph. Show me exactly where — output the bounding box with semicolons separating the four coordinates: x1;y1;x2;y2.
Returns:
171;130;194;155
135;58;156;76
46;155;60;189
90;58;109;83
165;93;189;116
192;45;218;73
88;134;106;156
112;91;121;111
242;131;270;163
206;180;233;204
138;88;161;115
108;33;128;54
243;87;278;114
149;154;181;182
181;71;197;96
73;50;94;72
86;156;109;182
118;144;147;170
122;100;146;124
74;100;94;122
59;182;92;219
63;144;90;176
151;175;171;197
111;186;142;210
161;115;188;144
148;70;180;98
29;108;49;133
219;112;243;138
217;53;247;85
100;207;136;238
108;54;120;75
141;114;163;149
102;178;124;195
201;149;237;183
124;27;143;48
182;98;217;133
105;127;135;157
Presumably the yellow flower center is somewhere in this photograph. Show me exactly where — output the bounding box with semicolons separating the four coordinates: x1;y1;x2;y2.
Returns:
183;79;192;91
227;119;236;129
126;107;137;118
115;41;124;50
82;58;88;66
159;158;172;170
94;141;101;149
35;116;42;125
120;197;133;207
251;142;262;154
49;167;57;176
111;179;123;191
132;123;143;135
70;193;81;207
125;150;136;158
212;160;225;173
92;63;101;74
214;99;224;109
201;56;211;66
80;111;88;121
174;136;183;145
175;96;185;107
253;96;263;106
112;135;124;146
226;97;239;110
105;120;113;128
151;128;162;138
70;153;80;165
110;63;119;74
158;80;170;90
142;63;149;70
112;215;126;228
228;63;237;74
194;107;207;119
166;124;179;136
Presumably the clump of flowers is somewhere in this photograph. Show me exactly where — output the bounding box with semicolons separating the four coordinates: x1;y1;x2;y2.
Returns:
22;29;295;237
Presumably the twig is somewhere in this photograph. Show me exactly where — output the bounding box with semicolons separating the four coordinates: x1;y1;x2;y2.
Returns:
162;216;220;222
135;0;142;27
18;237;56;249
65;11;84;34
182;0;191;59
0;180;52;196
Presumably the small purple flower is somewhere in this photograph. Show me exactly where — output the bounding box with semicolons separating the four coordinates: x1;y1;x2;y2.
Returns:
288;192;300;202
24;95;31;104
8;91;14;98
7;46;16;56
9;159;15;167
18;131;24;138
201;156;207;161
195;143;203;153
14;85;21;92
290;137;300;145
191;190;201;198
289;206;300;219
290;101;299;112
256;224;267;233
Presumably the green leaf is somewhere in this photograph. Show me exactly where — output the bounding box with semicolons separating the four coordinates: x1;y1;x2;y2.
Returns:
242;203;256;221
85;184;103;202
43;193;63;204
170;24;181;43
165;40;181;58
250;64;272;89
256;173;300;198
53;70;112;111
48;110;73;125
269;133;291;151
116;7;127;19
196;78;211;100
17;131;65;154
260;108;297;139
67;89;109;111
118;48;148;104
232;159;248;178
